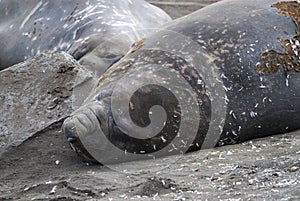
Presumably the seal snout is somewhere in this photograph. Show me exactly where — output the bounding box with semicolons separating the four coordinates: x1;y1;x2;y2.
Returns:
62;101;111;162
62;116;81;147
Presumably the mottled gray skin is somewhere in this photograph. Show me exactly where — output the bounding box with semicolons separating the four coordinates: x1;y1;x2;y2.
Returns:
0;0;171;75
63;0;300;163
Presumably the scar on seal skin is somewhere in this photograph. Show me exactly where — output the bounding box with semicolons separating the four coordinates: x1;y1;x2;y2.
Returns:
131;38;146;53
256;1;300;74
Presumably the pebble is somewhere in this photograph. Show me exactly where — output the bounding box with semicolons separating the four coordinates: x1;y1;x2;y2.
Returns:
289;166;299;172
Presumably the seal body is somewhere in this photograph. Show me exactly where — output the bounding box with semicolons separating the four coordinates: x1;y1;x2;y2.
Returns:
0;0;171;74
62;0;300;163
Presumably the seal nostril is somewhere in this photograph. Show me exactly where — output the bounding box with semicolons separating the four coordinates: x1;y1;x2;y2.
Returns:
62;116;98;163
88;107;103;126
62;117;78;140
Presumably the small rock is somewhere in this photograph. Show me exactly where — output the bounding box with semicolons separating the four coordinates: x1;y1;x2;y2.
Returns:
49;185;57;195
289;166;299;172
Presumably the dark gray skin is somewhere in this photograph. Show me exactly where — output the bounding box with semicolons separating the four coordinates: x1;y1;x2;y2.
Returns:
63;0;300;164
0;0;171;75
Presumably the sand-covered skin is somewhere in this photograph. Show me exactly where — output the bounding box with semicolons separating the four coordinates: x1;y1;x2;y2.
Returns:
256;1;300;74
1;0;300;200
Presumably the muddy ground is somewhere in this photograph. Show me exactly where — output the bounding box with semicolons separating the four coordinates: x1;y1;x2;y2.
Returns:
1;0;300;200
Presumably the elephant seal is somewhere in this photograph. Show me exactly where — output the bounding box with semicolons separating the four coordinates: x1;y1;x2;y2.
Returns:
0;0;171;75
62;0;300;164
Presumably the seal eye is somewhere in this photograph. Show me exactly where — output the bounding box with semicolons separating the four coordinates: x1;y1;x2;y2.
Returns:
104;53;122;60
103;54;123;68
